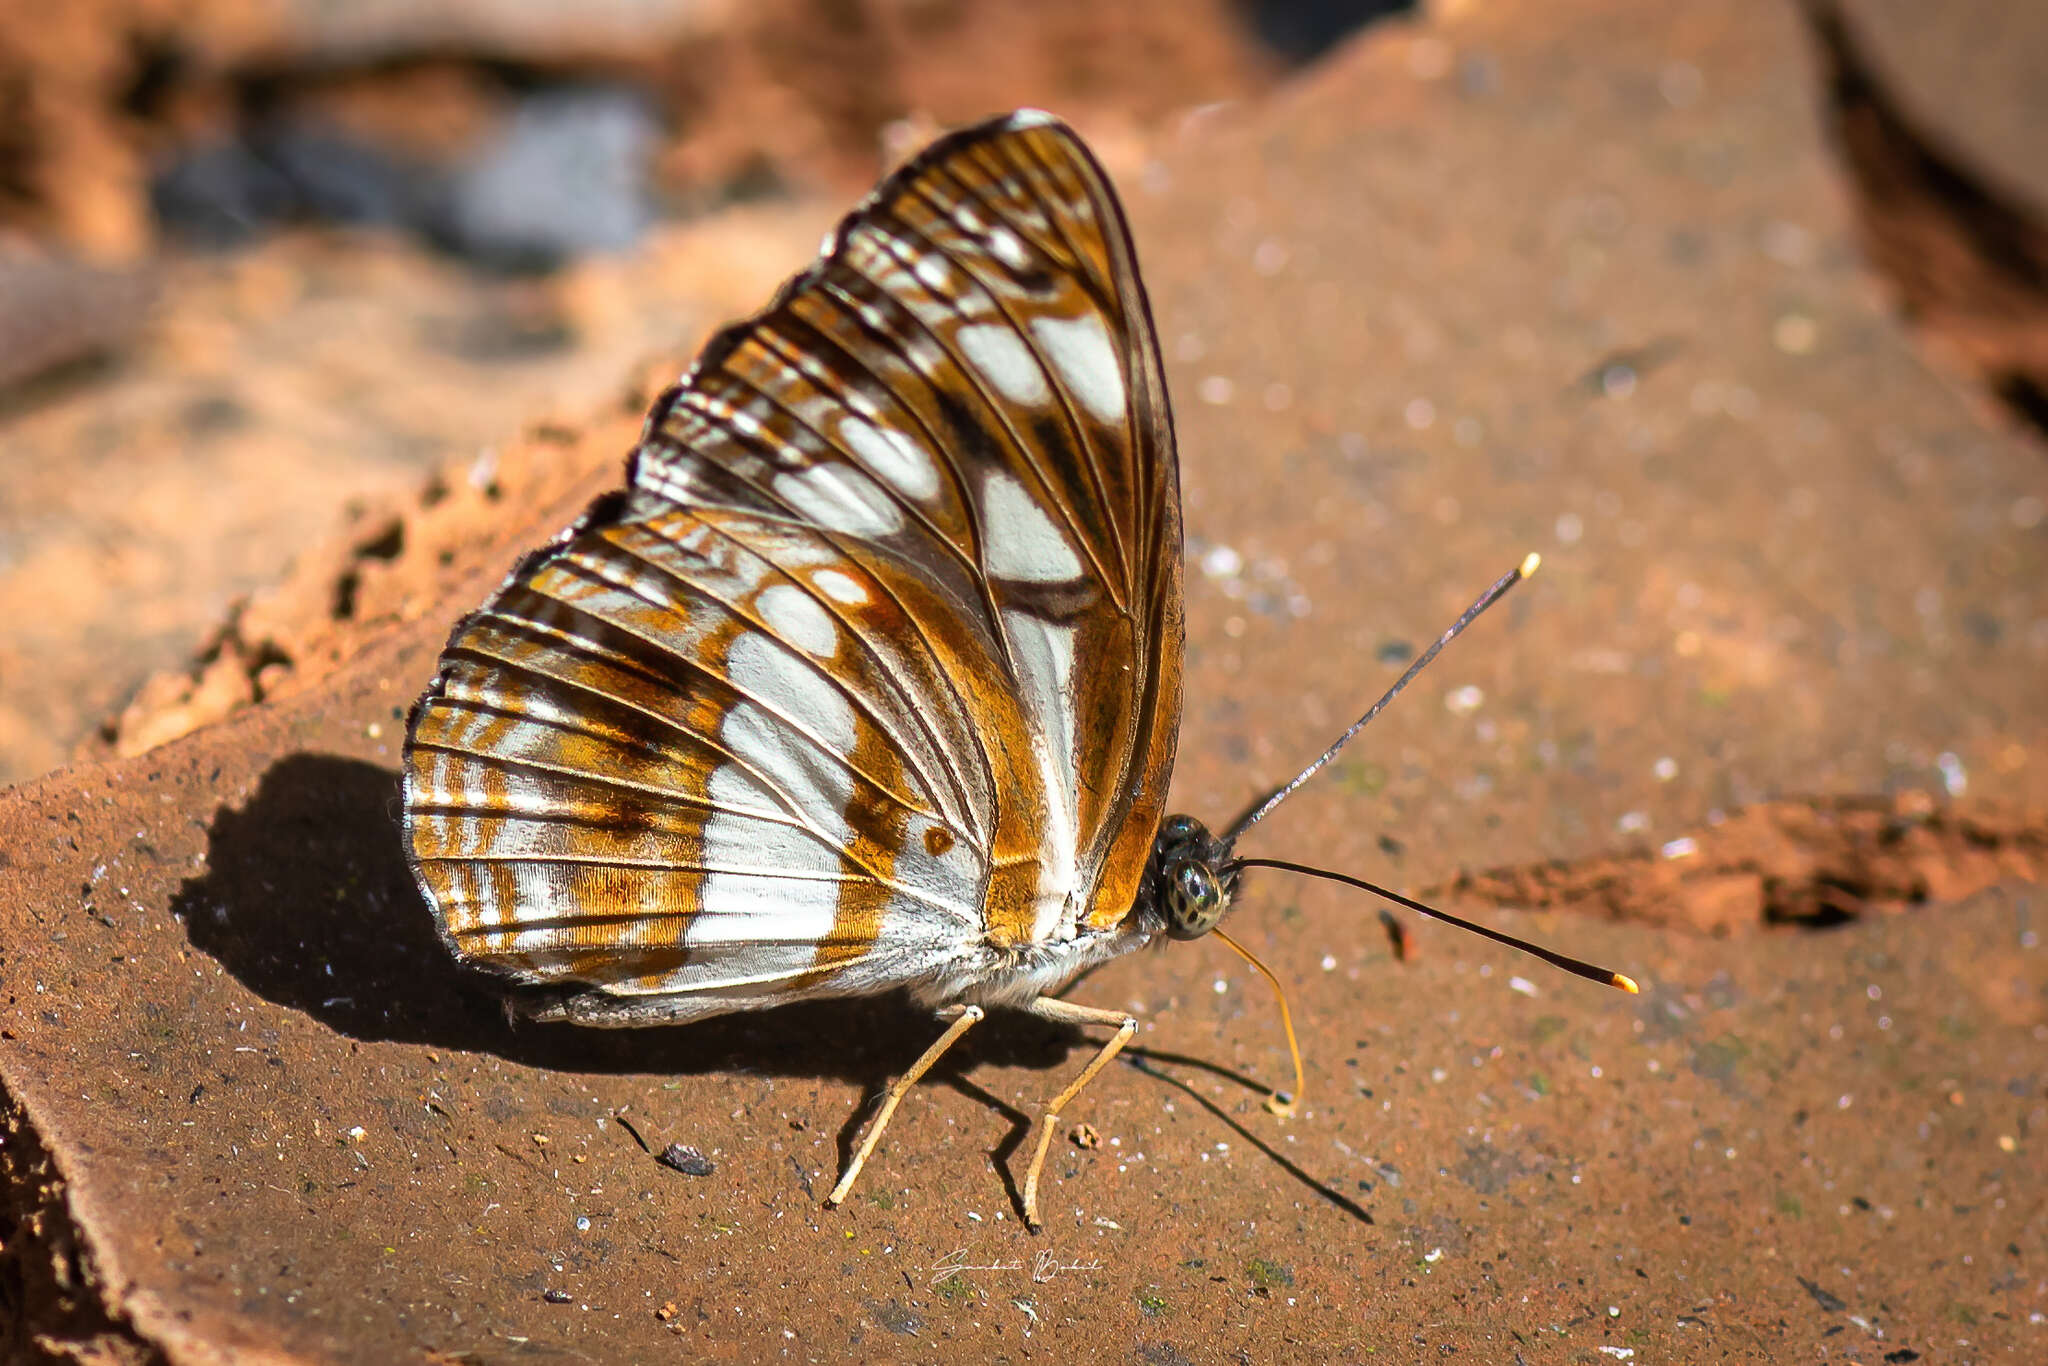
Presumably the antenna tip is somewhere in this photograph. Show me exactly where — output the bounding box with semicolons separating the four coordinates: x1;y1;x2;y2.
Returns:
1519;551;1542;579
1612;972;1640;995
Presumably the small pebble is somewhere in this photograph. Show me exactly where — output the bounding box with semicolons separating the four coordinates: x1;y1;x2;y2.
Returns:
658;1143;716;1177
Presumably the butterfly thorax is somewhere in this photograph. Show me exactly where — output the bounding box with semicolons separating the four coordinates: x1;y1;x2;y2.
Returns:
915;916;1157;1011
913;812;1234;1011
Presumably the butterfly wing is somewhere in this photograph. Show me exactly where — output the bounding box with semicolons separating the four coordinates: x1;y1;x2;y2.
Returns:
403;112;1183;1021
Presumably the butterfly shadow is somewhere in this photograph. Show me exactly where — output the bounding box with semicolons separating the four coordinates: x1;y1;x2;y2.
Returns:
1123;1048;1375;1227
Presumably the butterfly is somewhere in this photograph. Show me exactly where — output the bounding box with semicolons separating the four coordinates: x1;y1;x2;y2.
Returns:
401;110;1634;1230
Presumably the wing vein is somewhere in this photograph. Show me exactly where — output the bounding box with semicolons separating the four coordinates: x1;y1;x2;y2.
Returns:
907;160;1131;602
534;551;939;823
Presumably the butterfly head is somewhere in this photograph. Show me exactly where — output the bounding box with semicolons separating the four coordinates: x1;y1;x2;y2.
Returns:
1152;813;1238;941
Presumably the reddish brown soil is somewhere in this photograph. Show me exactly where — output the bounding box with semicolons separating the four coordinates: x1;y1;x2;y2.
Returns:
1438;790;2048;935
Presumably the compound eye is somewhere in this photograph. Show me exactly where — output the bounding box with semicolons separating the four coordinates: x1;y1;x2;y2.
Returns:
1166;860;1223;939
1159;814;1202;852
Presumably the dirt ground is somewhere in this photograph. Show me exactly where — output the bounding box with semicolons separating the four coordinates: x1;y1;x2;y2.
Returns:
2;0;2045;1362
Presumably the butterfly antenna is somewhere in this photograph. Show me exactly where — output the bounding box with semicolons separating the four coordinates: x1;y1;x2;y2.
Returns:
1212;927;1306;1117
1224;553;1541;844
1232;857;1639;995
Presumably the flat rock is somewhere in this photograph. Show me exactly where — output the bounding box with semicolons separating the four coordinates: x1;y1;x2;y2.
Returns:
1842;0;2048;217
3;0;2044;1361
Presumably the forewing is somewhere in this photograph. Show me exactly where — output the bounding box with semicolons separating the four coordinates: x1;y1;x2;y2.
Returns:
632;111;1185;945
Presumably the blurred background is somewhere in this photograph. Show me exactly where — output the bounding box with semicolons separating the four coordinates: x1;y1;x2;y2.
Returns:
0;0;2041;788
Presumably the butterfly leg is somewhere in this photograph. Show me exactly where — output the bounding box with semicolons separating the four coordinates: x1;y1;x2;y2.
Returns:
1019;997;1139;1230
826;1003;985;1210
